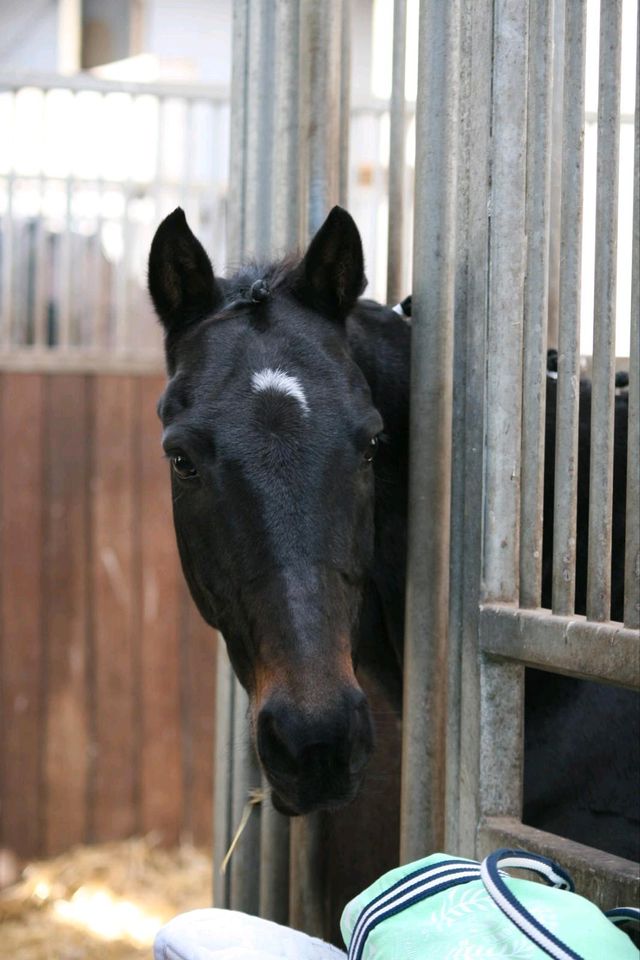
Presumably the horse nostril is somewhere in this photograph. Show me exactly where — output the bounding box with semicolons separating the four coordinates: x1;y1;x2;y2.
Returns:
257;709;301;779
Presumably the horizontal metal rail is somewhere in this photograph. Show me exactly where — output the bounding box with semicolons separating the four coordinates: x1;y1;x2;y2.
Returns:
479;816;640;910
480;603;640;689
0;71;228;101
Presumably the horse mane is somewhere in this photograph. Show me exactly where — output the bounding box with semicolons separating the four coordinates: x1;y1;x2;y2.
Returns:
221;255;299;312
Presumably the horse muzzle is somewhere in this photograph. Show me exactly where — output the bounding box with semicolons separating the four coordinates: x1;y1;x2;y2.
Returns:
255;687;374;815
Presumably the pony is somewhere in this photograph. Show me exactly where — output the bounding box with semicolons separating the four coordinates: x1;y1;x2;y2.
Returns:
148;205;638;928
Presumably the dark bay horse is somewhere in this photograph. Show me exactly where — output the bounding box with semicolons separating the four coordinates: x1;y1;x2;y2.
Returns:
148;206;638;925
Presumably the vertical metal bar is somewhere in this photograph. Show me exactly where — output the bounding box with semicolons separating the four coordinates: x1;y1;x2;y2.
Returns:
301;0;341;236
586;0;623;622
271;0;301;253
338;0;351;210
483;0;528;604
552;0;587;615
386;0;407;306
519;0;554;609
400;0;460;864
625;9;640;630
228;0;250;264
245;0;275;259
33;90;48;349
58;176;73;348
1;93;16;350
228;679;261;914
479;0;529;823
213;643;234;908
546;0;565;350
289;815;325;937
259;791;290;924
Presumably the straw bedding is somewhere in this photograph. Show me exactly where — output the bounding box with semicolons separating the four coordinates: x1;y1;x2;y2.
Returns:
0;837;212;960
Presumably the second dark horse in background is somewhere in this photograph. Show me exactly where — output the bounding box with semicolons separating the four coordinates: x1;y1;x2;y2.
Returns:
148;206;638;933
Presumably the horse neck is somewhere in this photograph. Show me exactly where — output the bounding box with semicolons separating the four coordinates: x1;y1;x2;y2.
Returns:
348;300;410;684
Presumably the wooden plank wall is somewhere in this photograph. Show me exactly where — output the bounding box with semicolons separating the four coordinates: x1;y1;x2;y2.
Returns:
0;371;218;860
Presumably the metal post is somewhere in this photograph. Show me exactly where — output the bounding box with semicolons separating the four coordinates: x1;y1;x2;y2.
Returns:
446;0;494;858
338;0;351;209
625;9;640;631
479;0;529;820
586;0;623;622
552;0;587;615
229;681;261;914
271;0;301;254
227;0;250;264
212;643;234;908
244;0;275;260
386;0;407;306
400;0;460;864
519;0;554;610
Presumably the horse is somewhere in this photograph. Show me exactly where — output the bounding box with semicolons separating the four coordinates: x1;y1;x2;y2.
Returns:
148;205;638;935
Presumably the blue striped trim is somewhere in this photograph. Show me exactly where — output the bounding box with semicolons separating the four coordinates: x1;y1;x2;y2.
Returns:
606;907;640;927
348;862;480;960
481;850;582;960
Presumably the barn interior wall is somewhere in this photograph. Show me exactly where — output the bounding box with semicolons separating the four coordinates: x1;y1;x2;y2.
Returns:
0;371;218;860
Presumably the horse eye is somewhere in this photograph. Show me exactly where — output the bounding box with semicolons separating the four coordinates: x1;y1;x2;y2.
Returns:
363;436;379;464
172;454;198;480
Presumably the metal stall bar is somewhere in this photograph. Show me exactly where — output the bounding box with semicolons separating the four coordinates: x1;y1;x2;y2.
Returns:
551;0;587;615
386;0;407;306
519;0;554;610
287;1;345;938
220;0;262;920
445;0;493;858
400;0;460;864
625;11;640;631
258;0;302;925
244;0;275;261
478;0;529;825
213;645;234;908
271;0;301;255
338;0;351;210
586;0;623;623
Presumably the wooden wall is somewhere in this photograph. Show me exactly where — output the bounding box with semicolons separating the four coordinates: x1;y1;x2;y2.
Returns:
0;371;218;860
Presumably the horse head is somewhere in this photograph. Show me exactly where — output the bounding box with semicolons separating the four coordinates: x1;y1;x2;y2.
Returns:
148;206;382;815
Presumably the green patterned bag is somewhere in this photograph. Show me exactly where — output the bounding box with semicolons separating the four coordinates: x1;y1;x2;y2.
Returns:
340;849;639;959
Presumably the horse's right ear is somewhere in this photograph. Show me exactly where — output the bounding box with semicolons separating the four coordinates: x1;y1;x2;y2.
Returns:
148;208;222;333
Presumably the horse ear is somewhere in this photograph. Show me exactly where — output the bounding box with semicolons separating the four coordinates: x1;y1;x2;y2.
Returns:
292;206;366;319
148;208;222;333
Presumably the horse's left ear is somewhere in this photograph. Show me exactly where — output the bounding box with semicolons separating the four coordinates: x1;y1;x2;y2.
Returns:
292;206;366;319
148;207;223;333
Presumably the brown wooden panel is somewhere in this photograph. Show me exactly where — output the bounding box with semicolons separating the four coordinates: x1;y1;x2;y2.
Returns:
137;375;183;843
89;375;137;840
183;589;217;848
0;373;45;858
42;374;90;854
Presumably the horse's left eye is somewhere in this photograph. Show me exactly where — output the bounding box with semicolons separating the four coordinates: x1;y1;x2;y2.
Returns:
364;436;378;464
172;454;198;480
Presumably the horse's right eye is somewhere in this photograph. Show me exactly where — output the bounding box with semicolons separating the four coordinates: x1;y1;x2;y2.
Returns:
172;455;198;480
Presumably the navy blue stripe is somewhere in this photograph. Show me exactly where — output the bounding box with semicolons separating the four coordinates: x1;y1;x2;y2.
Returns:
606;907;640;926
349;870;479;960
489;848;575;891
484;851;582;960
348;857;477;949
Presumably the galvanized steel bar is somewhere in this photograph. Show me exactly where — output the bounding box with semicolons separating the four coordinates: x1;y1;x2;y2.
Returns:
546;0;565;350
519;0;554;610
445;0;493;859
479;817;639;910
338;0;351;209
289;814;325;937
271;0;301;253
227;0;250;264
625;11;640;630
586;0;623;623
479;0;529;824
301;0;341;236
479;603;640;689
258;789;290;923
1;173;15;349
400;0;460;864
482;0;529;603
244;0;275;259
552;0;587;615
213;643;234;908
228;680;261;914
386;0;407;306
